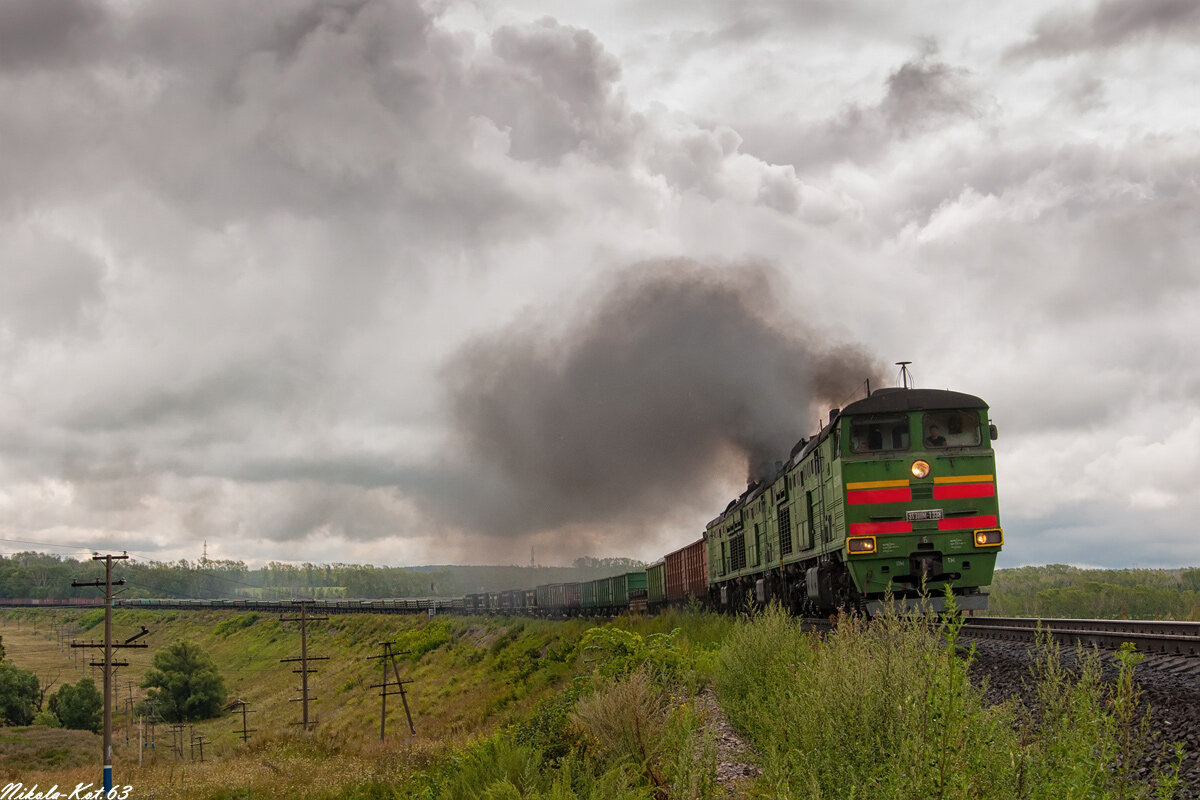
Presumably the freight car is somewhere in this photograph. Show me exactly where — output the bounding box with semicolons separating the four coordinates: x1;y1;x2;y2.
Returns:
705;385;1002;615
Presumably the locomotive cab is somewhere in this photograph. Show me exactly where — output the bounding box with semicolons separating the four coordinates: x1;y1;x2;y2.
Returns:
839;388;1001;614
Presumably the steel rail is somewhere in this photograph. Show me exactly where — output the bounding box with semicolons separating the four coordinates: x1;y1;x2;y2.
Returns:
961;616;1200;657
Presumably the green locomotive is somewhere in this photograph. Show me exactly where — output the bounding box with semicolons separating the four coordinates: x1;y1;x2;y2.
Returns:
705;386;1002;615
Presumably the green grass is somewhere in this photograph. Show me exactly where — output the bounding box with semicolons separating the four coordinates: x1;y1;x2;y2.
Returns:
2;604;1183;800
714;602;1182;800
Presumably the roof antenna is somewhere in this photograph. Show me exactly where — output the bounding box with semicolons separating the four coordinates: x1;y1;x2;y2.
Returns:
896;361;914;389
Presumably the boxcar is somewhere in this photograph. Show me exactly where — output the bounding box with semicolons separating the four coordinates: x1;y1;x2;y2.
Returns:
665;538;707;604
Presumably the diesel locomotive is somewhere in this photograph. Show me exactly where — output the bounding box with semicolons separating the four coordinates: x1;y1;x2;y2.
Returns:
706;385;1002;615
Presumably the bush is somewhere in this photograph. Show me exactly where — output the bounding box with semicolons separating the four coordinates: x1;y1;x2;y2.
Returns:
31;709;61;727
49;676;102;732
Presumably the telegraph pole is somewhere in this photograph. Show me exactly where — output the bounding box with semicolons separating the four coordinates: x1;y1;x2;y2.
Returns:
368;641;415;740
71;553;148;795
280;602;328;731
229;699;258;743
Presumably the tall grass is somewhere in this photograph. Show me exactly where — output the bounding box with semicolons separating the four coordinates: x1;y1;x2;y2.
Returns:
714;602;1180;799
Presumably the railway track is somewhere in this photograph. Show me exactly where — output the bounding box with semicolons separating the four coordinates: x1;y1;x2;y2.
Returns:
4;599;1200;657
962;616;1200;657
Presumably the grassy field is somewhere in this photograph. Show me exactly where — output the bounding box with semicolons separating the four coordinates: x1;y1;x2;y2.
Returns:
0;604;1184;799
0;607;731;798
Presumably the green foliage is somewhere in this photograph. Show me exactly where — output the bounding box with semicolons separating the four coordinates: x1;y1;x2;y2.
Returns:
511;679;589;762
76;609;105;631
214;613;259;636
394;619;455;661
31;708;60;727
569;668;714;796
423;736;655;800
0;660;40;726
577;627;691;689
715;602;1180;799
990;565;1200;619
48;675;102;732
141;639;227;722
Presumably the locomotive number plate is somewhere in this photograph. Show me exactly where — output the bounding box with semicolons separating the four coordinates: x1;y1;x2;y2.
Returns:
906;509;944;522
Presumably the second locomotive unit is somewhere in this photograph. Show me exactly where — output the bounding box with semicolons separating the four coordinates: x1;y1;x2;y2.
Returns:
705;385;1002;615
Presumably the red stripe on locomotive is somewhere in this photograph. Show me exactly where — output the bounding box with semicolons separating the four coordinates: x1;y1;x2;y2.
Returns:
847;487;913;505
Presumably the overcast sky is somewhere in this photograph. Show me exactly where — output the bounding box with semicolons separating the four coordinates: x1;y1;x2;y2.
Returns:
1;0;1198;571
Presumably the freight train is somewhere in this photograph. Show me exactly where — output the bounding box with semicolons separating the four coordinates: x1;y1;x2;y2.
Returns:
1;386;1001;618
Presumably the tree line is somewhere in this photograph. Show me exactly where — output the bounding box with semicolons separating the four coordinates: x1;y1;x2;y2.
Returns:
0;552;645;601
988;564;1200;620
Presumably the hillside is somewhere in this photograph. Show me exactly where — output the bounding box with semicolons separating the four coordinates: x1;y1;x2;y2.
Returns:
0;605;731;797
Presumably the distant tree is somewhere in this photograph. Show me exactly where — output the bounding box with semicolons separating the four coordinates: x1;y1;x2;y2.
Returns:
0;660;40;726
141;641;226;722
49;676;102;732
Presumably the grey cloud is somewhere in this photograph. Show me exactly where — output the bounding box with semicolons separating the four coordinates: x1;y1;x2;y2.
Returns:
737;48;981;172
469;18;636;164
430;260;883;541
644;121;740;197
879;52;977;135
0;0;546;241
60;447;158;515
0;0;107;71
913;141;1200;317
0;227;103;338
1008;0;1200;60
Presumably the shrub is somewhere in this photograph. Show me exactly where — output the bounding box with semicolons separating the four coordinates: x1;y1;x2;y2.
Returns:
49;676;102;732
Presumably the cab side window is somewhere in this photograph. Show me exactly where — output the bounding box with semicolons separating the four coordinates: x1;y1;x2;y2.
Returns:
848;415;910;454
922;410;981;448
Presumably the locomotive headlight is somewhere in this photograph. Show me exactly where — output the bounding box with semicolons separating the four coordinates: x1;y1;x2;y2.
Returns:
847;536;877;555
911;459;931;479
973;528;1003;548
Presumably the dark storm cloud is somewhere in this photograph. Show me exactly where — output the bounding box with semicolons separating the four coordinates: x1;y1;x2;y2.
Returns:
434;261;883;540
1008;0;1200;60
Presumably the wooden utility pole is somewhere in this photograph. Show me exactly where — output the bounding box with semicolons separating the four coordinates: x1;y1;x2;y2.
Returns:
280;602;328;731
192;731;210;762
367;641;415;740
229;699;258;743
71;553;149;795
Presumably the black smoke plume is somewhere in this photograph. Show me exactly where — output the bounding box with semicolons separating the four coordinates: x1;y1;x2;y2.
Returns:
435;260;882;542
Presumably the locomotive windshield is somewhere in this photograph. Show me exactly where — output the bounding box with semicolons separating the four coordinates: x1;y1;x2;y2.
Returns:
847;414;910;453
922;409;982;448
